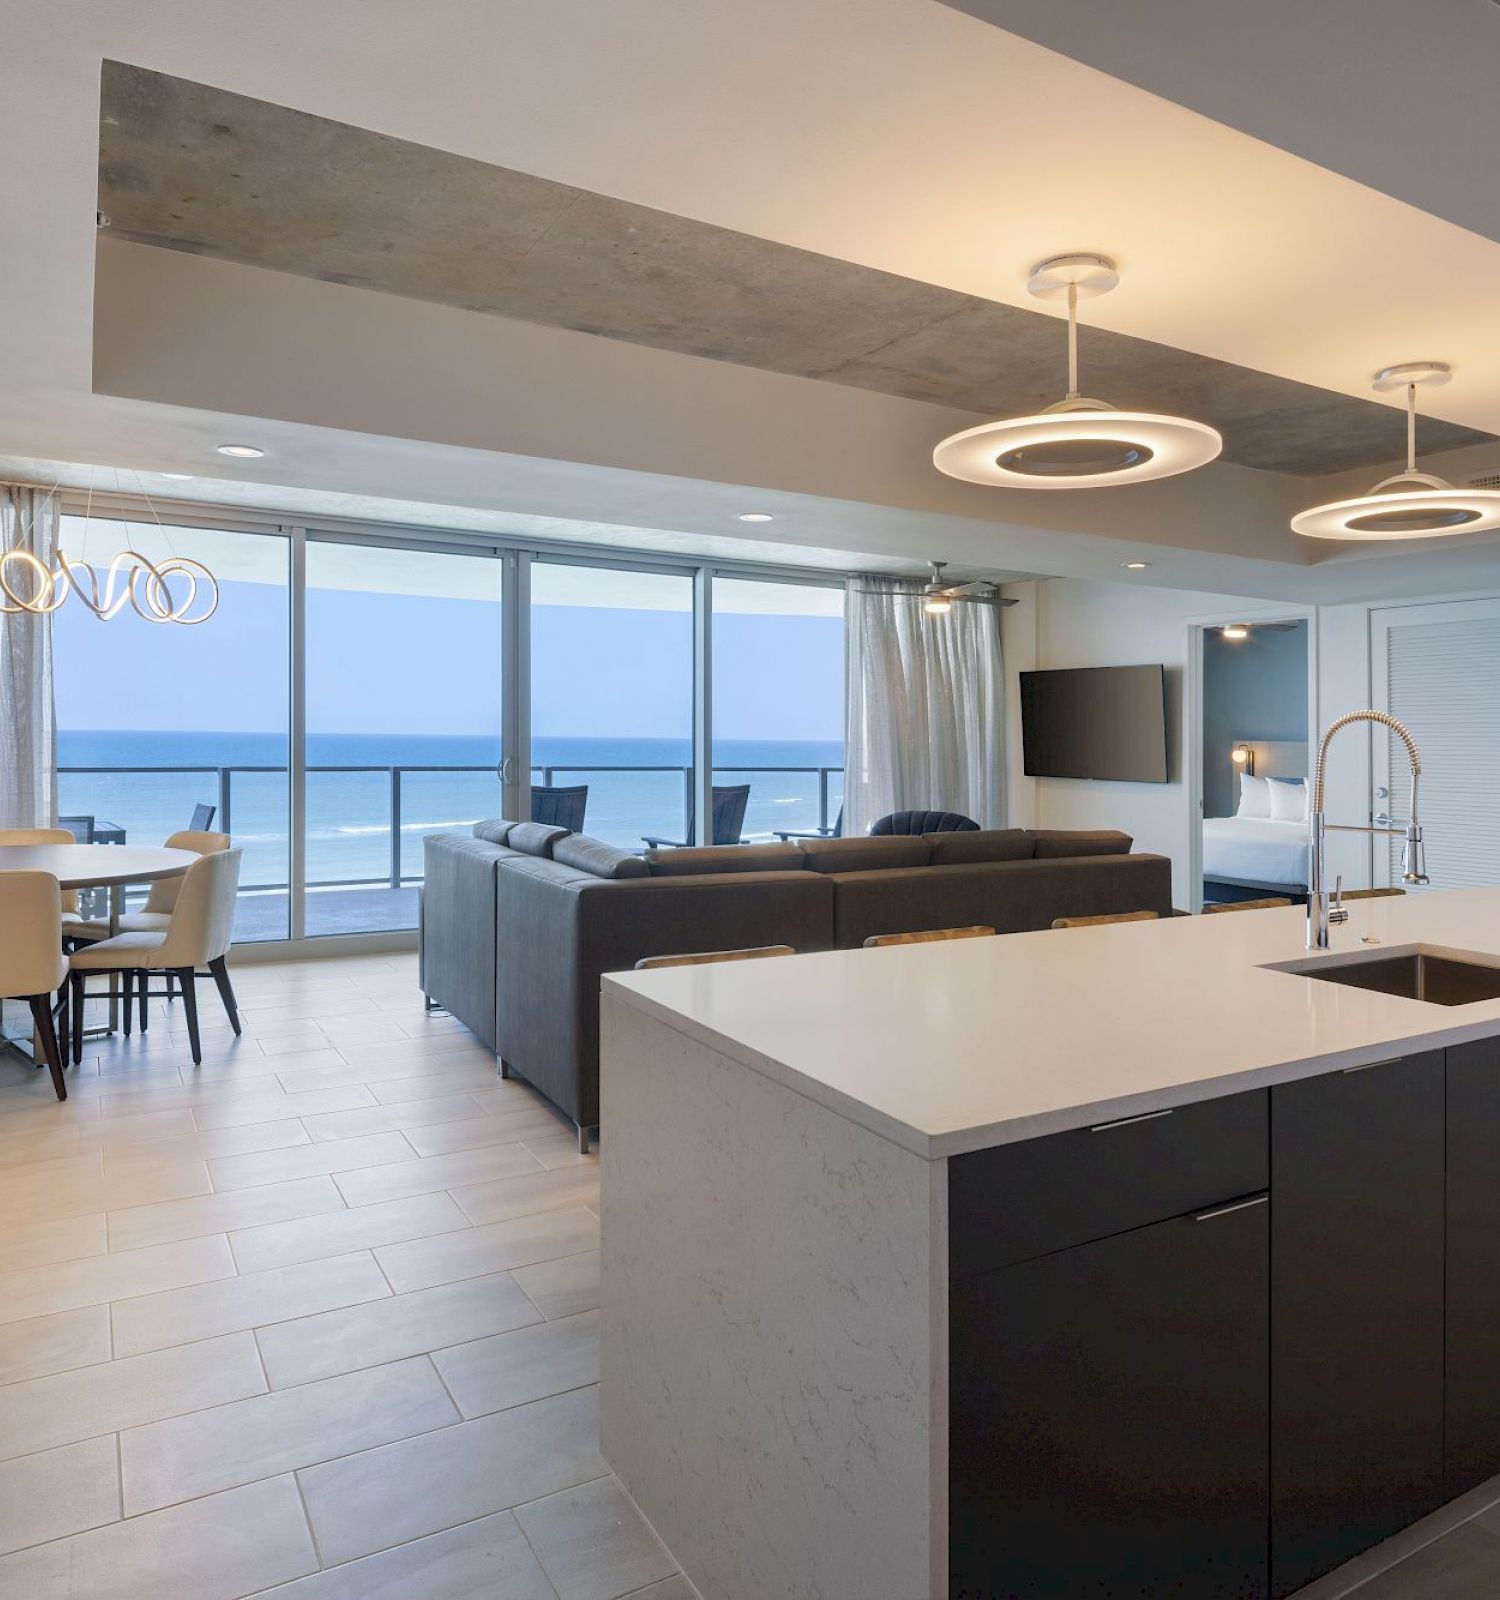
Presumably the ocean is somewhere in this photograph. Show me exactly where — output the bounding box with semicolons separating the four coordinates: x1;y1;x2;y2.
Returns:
56;730;846;891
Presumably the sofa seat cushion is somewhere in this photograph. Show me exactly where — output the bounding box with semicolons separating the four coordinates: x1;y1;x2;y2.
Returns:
472;820;516;845
799;835;932;874
646;842;805;877
554;835;650;879
506;821;571;858
1028;829;1134;858
925;829;1034;866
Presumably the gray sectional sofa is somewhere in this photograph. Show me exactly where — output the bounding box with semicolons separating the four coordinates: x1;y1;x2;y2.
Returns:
420;822;1173;1150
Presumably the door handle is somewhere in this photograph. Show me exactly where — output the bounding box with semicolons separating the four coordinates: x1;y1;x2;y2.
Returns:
1193;1193;1268;1222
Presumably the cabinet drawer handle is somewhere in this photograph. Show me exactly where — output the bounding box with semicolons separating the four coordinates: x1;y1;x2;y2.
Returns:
1194;1193;1269;1222
1341;1057;1402;1075
1089;1108;1173;1133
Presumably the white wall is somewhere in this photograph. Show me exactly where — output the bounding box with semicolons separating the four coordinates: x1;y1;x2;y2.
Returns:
1006;577;1500;904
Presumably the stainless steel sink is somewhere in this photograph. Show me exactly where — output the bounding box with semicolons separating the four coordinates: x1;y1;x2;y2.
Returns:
1273;948;1500;1007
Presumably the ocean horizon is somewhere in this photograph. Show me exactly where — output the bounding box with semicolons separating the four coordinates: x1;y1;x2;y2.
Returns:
57;729;846;887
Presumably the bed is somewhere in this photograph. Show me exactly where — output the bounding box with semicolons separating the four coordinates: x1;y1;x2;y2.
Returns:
1202;816;1308;892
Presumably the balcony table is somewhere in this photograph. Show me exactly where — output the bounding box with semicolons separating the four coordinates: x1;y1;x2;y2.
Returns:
0;843;197;1050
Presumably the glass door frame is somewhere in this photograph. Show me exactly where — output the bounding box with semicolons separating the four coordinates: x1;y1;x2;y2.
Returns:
54;488;849;954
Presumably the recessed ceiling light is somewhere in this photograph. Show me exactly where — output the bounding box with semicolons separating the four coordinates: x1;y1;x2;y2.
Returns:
1222;623;1250;641
1292;363;1500;540
1121;560;1151;570
933;254;1222;491
160;473;193;480
737;512;775;523
217;444;266;459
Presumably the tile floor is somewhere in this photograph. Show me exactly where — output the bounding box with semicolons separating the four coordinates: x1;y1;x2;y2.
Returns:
0;952;690;1600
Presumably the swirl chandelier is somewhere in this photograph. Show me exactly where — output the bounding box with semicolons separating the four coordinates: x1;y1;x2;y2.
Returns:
0;481;220;624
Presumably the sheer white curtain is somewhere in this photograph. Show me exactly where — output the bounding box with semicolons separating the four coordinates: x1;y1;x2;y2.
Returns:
844;578;1005;835
0;487;60;829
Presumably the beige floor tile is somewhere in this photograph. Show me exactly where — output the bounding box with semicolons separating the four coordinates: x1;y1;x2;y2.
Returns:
237;1014;335;1040
121;1354;459;1515
624;1578;698;1600
112;1250;390;1358
0;1330;266;1462
109;1174;346;1253
257;1272;541;1389
191;1084;376;1130
336;1033;496;1068
0;1127;91;1170
0;1232;234;1326
0;1473;318;1599
451;1164;601;1226
0;1305;112;1386
194;1050;343;1082
231;1191;470;1274
515;1476;678;1600
401;1104;567;1158
334;1140;544;1208
434;1310;599;1419
103;1117;311;1174
14;1161;216;1227
299;1095;489;1143
0;1211;107;1276
466;1080;561;1115
83;1108;200;1146
0;1433;120;1556
300;1386;605;1567
243;998;372;1022
247;1508;556;1599
377;1207;599;1294
524;1133;601;1171
0;1147;102;1201
313;1015;406;1045
369;1066;513;1104
254;1031;350;1059
208;1131;416;1191
397;1012;474;1037
514;1249;601;1320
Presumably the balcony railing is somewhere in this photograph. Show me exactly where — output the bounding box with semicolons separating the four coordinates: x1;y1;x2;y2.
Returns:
56;761;846;894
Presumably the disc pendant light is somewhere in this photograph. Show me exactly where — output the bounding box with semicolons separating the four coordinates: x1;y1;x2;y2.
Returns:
1292;363;1500;540
933;254;1222;490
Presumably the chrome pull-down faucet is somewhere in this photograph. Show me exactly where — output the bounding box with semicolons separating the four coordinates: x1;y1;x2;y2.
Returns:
1308;710;1428;951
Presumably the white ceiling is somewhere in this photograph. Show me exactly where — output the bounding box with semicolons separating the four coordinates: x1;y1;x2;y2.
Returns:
5;0;1500;602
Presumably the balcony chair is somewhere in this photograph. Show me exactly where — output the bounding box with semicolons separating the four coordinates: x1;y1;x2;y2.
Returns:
871;810;979;835
634;945;795;971
57;814;94;843
189;802;216;830
642;784;751;849
70;848;243;1066
774;804;844;843
531;784;588;832
0;871;69;1100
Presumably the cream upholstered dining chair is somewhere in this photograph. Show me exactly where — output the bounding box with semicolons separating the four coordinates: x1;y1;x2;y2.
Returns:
0;872;70;1099
0;828;90;937
70;848;242;1066
68;829;231;941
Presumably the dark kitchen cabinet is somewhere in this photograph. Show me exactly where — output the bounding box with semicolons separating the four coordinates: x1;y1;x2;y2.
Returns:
1446;1035;1500;1497
1270;1050;1445;1597
950;1196;1269;1600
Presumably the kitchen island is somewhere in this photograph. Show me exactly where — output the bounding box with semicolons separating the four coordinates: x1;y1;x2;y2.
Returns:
599;890;1500;1600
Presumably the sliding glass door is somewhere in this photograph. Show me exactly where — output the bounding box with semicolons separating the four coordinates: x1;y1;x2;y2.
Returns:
530;562;693;848
711;577;845;840
52;515;292;941
303;537;504;936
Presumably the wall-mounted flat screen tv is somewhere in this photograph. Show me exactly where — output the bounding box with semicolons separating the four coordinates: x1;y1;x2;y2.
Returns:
1020;664;1169;783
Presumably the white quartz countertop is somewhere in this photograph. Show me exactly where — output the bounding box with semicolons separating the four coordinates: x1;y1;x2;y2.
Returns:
603;888;1500;1159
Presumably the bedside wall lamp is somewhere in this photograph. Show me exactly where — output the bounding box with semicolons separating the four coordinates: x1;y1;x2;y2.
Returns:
1231;744;1255;775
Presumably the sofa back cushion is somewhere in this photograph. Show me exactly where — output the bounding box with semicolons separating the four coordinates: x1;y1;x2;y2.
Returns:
799;836;932;874
829;854;1172;948
646;842;805;877
924;829;1034;866
553;835;650;880
1028;829;1134;859
472;820;515;845
506;821;571;858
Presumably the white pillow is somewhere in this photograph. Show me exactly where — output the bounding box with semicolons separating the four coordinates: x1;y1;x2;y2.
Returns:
1268;777;1308;823
1236;773;1271;819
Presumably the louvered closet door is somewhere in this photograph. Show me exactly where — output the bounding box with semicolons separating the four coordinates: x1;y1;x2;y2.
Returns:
1373;599;1500;890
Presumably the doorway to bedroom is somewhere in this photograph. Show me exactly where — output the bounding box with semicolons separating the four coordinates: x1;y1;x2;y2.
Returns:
1199;618;1310;907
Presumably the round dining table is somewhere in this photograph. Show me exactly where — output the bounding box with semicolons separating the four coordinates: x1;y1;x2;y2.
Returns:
0;844;199;1040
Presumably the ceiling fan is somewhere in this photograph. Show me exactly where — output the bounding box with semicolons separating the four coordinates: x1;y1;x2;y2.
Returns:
855;562;1018;615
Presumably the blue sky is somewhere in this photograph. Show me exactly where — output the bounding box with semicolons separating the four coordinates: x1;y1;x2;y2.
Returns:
54;583;844;742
